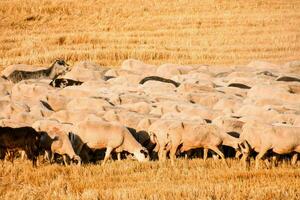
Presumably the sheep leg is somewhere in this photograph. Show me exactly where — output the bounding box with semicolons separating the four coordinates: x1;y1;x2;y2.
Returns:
44;151;52;163
50;152;55;164
158;149;163;161
20;151;26;160
162;149;167;161
32;146;40;167
158;148;167;162
217;146;224;159
3;149;8;164
184;153;188;159
62;155;69;166
209;146;228;168
203;148;208;161
44;151;48;162
26;147;37;167
9;151;15;165
264;159;271;169
235;151;242;159
102;147;113;166
255;149;268;169
241;153;249;169
291;153;298;166
31;154;38;168
164;141;172;160
169;146;178;166
212;152;219;160
271;155;278;167
117;152;121;161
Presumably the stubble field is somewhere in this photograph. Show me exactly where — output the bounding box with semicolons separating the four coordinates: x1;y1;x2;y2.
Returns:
0;0;300;68
1;159;300;200
1;0;300;199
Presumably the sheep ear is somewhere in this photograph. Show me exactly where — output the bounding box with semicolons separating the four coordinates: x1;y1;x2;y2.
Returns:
53;136;59;141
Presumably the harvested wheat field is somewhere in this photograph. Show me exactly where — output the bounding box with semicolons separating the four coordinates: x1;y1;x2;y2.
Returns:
0;0;300;68
1;0;300;200
0;159;300;200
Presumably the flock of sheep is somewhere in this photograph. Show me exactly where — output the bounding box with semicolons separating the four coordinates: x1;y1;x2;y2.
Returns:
0;59;299;169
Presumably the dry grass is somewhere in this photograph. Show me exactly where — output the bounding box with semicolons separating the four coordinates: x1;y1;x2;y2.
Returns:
1;1;300;199
0;0;300;68
1;159;300;200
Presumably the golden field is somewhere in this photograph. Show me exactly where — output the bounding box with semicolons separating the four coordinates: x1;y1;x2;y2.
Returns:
1;1;300;199
0;0;300;68
1;159;300;200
